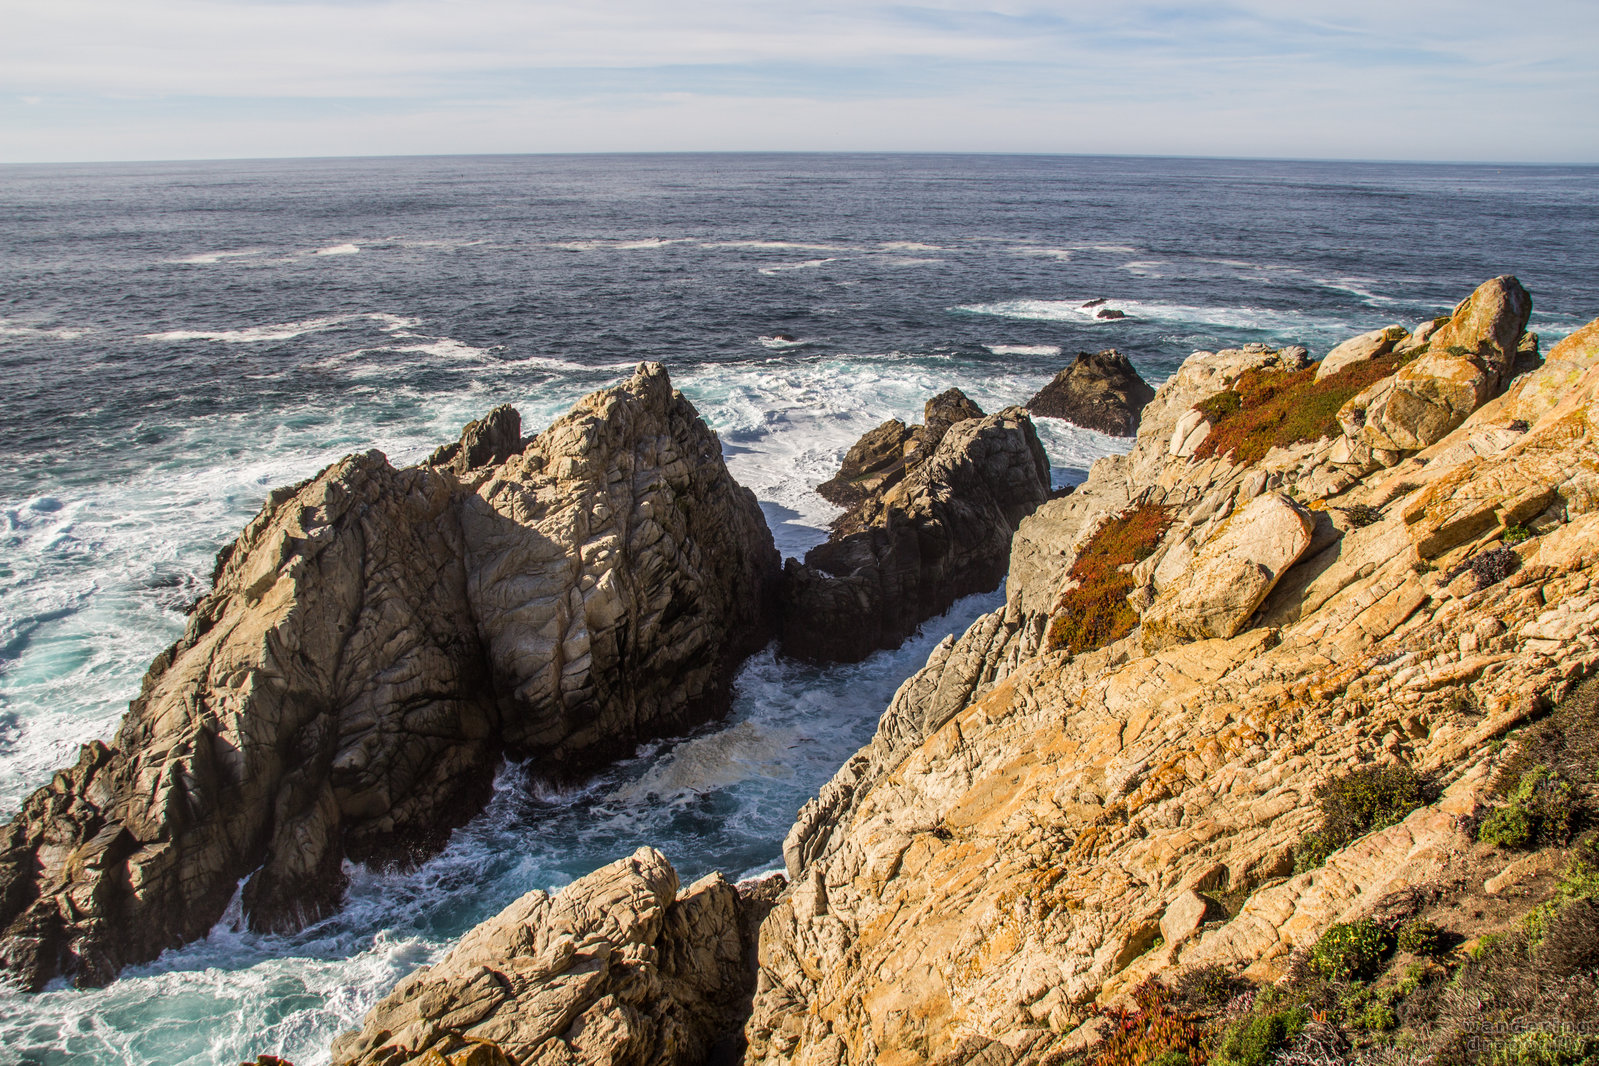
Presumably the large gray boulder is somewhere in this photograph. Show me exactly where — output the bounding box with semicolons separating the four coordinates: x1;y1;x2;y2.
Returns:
0;364;780;990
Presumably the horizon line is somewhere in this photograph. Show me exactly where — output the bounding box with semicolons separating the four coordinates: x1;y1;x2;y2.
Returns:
3;148;1596;170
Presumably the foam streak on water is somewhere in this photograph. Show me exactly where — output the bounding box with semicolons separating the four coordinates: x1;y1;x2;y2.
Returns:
0;154;1595;1064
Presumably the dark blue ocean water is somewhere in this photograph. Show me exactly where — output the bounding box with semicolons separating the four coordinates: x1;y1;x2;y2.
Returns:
0;154;1595;1064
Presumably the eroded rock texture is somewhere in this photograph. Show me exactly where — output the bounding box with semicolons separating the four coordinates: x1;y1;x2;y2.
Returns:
782;396;1050;663
331;848;762;1066
0;363;779;990
1025;349;1156;436
747;284;1599;1066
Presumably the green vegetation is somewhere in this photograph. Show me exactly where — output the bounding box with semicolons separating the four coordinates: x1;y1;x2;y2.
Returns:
1211;1009;1306;1066
1046;504;1174;657
1310;919;1390;982
1189;351;1414;465
1503;524;1533;546
1294;762;1428;873
1480;767;1577;849
1395;918;1443;956
1488;1030;1597;1066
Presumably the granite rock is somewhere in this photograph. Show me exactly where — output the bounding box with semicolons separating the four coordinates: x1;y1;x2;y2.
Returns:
0;364;780;990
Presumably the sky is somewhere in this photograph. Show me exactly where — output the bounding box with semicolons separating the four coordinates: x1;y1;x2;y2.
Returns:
3;0;1597;164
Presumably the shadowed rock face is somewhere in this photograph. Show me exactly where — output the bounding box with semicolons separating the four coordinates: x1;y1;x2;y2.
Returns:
1025;349;1156;436
0;363;780;991
330;848;767;1066
782;397;1050;663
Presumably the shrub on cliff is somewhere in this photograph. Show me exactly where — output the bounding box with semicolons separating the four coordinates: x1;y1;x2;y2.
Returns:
1211;1008;1307;1066
1479;766;1576;849
1294;763;1428;873
1309;919;1391;982
1047;504;1173;657
1490;676;1599;835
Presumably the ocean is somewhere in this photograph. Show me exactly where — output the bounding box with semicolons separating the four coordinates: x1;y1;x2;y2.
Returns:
0;153;1595;1064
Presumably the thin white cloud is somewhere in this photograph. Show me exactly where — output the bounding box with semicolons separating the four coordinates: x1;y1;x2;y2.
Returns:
1;0;1595;161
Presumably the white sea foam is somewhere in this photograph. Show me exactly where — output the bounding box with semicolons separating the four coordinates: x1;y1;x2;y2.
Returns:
143;313;420;345
314;243;360;256
756;336;811;350
757;258;837;276
1014;248;1075;261
958;297;1360;339
169;249;268;265
552;238;690;252
877;241;942;252
985;344;1062;357
702;240;852;252
0;319;91;341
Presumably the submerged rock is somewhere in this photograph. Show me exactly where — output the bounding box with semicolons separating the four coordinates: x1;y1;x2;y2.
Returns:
1025;349;1155;436
783;394;1050;662
0;364;780;991
331;848;760;1066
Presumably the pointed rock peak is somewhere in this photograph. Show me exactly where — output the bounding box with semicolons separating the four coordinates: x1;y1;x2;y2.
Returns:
1432;274;1532;367
428;403;522;473
923;387;984;427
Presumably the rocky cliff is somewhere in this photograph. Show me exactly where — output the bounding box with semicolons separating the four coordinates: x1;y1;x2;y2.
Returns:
744;277;1599;1064
782;392;1051;662
0;363;780;991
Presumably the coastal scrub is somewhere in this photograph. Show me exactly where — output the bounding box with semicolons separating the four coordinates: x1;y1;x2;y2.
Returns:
1047;504;1174;656
1192;351;1415;464
1294;763;1428;873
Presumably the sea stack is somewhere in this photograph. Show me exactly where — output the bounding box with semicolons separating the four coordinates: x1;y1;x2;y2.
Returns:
782;389;1050;662
0;363;780;991
1025;348;1156;436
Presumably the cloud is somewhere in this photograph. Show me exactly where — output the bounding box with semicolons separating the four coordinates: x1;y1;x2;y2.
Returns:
1;0;1595;161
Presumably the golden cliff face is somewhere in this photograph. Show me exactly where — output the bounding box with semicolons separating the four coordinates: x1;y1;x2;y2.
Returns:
746;282;1599;1066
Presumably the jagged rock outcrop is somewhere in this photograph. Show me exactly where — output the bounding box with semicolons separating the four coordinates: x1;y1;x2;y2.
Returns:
1025;349;1156;436
331;848;764;1066
1340;275;1533;458
428;403;524;474
815;389;986;512
0;364;780;991
746;284;1599;1066
782;397;1050;663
